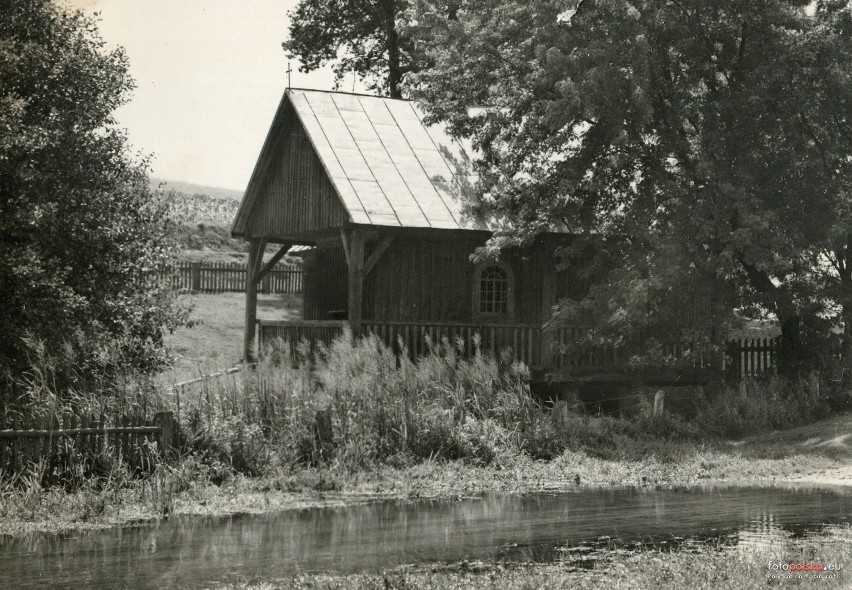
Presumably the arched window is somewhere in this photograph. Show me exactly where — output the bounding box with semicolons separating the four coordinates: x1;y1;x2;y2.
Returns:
477;264;513;317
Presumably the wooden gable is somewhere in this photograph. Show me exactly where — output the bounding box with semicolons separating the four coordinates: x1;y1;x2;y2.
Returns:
233;97;349;241
233;89;485;242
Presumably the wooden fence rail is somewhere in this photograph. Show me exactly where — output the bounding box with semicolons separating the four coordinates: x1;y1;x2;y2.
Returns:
363;321;541;369
0;411;178;476
257;320;348;359
160;261;304;294
257;319;781;382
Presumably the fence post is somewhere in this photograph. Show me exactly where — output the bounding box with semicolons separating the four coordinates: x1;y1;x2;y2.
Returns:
191;262;201;292
807;369;820;401
154;411;178;457
653;389;665;417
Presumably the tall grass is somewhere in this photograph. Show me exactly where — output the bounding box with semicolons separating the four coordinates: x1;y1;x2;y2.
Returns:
180;330;536;473
174;329;752;473
4;328;845;491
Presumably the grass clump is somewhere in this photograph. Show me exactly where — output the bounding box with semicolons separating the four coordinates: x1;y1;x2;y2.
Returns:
186;329;825;474
244;331;534;471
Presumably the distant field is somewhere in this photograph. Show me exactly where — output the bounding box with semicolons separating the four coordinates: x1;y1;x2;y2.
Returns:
162;292;301;381
151;177;243;202
162;190;241;226
172;223;248;262
153;182;264;264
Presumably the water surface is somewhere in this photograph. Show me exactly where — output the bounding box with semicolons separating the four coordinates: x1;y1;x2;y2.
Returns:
1;485;851;589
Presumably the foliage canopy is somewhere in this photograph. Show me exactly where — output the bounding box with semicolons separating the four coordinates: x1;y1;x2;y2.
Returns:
407;0;852;376
283;0;415;97
0;0;183;384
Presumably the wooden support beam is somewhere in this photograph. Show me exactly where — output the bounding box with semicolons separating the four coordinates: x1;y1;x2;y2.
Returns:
257;242;292;281
363;232;396;277
255;238;267;276
339;228;351;268
244;238;264;362
346;231;366;334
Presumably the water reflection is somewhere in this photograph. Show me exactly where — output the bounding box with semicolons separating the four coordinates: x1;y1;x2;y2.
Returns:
1;486;850;589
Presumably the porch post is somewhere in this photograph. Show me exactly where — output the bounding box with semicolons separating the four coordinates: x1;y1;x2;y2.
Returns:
244;238;264;362
346;230;365;334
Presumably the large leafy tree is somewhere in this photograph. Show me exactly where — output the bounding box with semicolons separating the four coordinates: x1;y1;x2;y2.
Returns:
0;0;182;385
284;0;414;97
408;0;852;378
282;0;463;98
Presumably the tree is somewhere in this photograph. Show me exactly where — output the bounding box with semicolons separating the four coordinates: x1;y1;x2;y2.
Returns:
282;0;464;98
284;0;413;97
0;0;183;386
408;0;852;379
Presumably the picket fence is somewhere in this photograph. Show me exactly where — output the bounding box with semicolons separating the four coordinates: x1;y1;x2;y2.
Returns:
162;261;303;293
726;337;779;380
0;412;178;475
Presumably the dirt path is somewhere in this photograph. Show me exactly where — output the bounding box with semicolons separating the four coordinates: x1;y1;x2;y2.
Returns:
733;410;852;487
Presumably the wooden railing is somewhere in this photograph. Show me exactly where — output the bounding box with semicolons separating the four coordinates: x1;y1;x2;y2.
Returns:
256;320;347;356
363;320;541;367
256;319;780;380
551;326;620;371
161;261;303;293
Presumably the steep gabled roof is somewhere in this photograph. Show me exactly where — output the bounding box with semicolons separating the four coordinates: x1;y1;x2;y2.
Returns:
232;89;485;237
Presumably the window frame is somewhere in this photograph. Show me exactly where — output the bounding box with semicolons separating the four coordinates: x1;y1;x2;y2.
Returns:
473;261;515;322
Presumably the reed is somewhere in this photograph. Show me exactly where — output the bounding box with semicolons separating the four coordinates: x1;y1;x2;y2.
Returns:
177;329;535;473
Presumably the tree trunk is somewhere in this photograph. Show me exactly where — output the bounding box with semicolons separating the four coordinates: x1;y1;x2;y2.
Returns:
840;235;852;388
775;310;806;380
383;0;402;98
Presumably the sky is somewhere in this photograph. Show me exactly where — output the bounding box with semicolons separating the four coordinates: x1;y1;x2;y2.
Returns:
67;0;346;191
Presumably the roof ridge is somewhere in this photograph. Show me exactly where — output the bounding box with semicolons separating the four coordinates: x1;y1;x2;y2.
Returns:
286;87;410;102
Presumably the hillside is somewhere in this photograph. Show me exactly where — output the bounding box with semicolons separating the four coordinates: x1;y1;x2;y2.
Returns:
151;177;243;202
151;180;246;262
159;187;241;227
153;180;300;265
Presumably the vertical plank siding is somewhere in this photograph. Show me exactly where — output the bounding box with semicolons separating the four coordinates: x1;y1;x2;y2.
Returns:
248;115;349;237
160;261;304;294
303;247;347;320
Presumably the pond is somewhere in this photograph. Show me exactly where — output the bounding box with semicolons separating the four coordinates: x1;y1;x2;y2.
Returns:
2;485;851;589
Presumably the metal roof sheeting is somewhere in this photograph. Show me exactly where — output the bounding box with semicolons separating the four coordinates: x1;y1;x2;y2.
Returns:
288;89;484;230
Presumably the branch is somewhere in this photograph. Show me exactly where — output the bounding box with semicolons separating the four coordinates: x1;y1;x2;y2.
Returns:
798;110;833;175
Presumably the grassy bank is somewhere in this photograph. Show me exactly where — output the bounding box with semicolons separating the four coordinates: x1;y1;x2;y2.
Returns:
1;434;848;537
3;315;852;539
